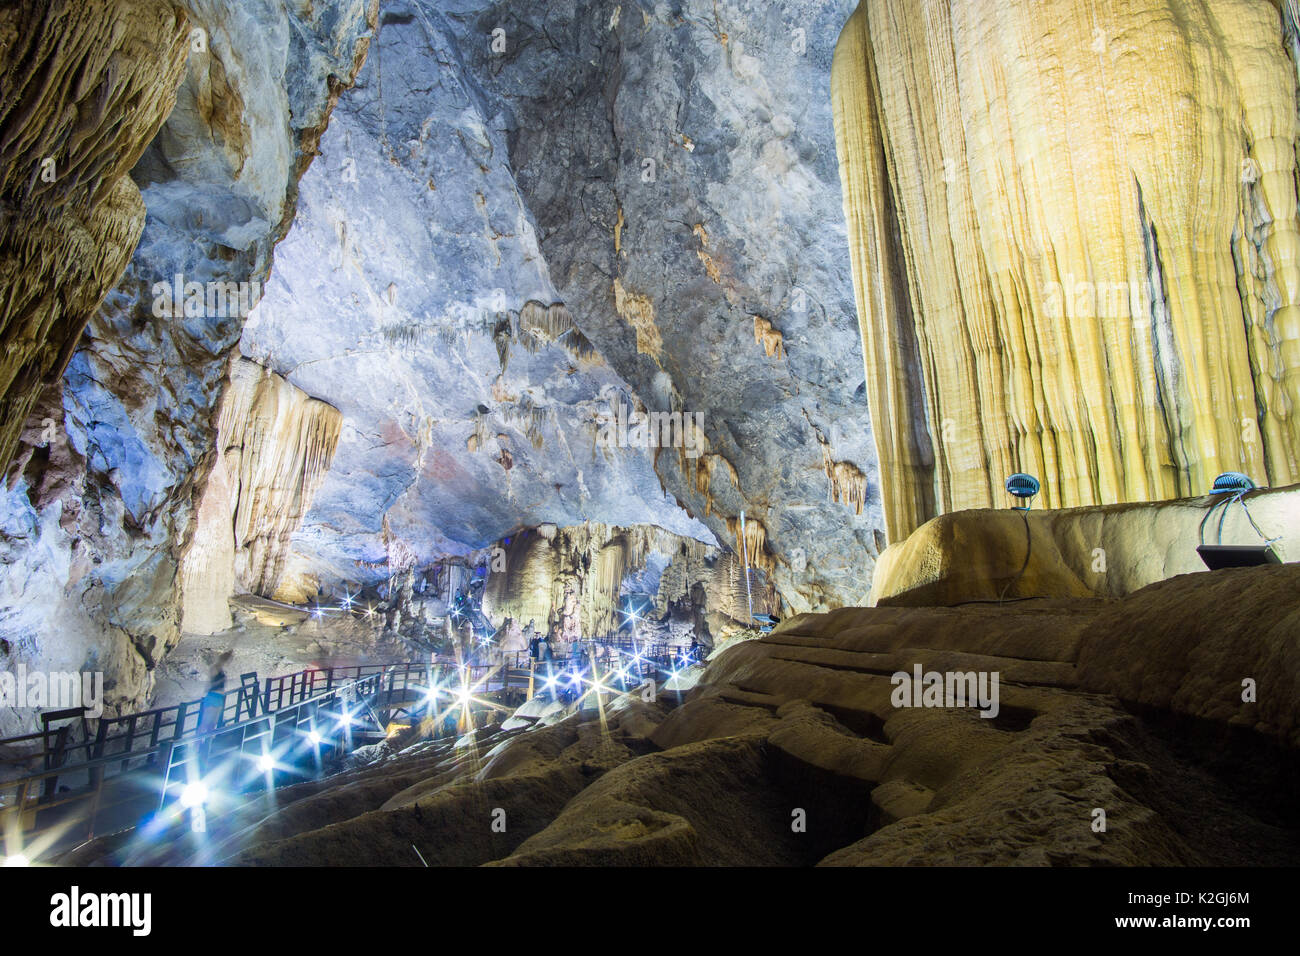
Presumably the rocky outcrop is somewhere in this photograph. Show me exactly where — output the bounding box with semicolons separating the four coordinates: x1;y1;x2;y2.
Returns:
226;0;884;613
833;0;1300;541
0;0;377;729
870;483;1300;606
0;1;190;471
78;563;1299;866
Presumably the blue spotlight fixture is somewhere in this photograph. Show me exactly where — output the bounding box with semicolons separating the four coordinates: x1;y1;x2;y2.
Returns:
1005;473;1040;510
1210;471;1256;495
1197;472;1281;569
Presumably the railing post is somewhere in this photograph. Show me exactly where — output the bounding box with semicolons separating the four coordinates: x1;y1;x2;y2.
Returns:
42;723;71;799
238;673;259;721
148;712;162;752
16;778;33;834
173;702;188;740
102;717;118;780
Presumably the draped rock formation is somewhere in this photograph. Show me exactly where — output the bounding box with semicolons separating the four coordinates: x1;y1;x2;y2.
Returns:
221;361;342;596
482;523;725;640
0;0;189;470
180;359;341;633
833;0;1300;542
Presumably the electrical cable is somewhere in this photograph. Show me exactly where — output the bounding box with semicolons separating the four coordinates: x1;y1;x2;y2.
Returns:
998;507;1032;605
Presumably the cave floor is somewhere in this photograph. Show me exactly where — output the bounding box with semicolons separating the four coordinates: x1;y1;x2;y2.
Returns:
68;565;1300;867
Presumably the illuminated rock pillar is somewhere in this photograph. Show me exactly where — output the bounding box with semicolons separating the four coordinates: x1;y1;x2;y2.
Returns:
833;0;1300;541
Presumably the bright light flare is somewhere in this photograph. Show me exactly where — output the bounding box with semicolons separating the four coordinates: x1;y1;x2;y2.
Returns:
2;854;30;867
180;782;209;809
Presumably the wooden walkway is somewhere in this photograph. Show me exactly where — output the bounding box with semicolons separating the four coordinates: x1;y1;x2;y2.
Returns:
0;641;699;862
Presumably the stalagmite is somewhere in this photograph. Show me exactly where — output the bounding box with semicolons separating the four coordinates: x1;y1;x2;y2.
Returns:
833;0;1300;542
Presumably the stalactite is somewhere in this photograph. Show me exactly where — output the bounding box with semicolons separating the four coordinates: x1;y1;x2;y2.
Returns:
693;223;724;284
814;434;869;516
492;315;513;373
694;454;715;514
0;0;190;471
829;460;868;515
613;278;663;362
467;410;493;454
503;394;548;449
565;327;601;363
518;300;575;342
583;535;629;637
690;451;738;517
725;514;773;575
219;359;342;592
753;315;785;359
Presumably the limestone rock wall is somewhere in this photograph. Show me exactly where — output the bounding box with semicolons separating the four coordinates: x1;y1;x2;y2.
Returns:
0;0;189;471
449;0;882;612
235;4;713;591
0;0;376;727
833;0;1300;541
